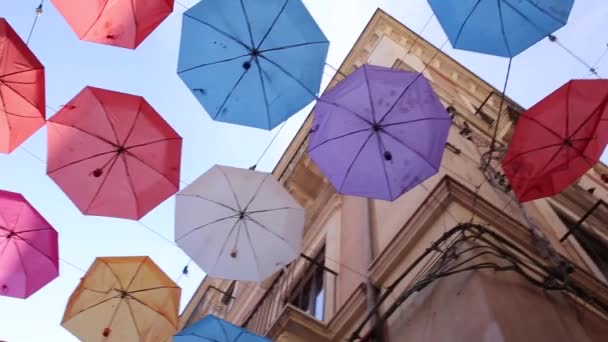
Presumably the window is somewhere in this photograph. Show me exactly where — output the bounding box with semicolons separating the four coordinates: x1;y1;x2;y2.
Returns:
474;107;495;126
554;205;608;279
288;248;326;321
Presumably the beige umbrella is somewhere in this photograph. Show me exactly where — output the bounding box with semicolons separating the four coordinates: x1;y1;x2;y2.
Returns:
62;256;181;341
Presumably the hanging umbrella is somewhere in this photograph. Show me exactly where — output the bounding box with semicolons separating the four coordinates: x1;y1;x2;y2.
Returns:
502;79;608;202
47;86;182;220
177;0;329;130
175;165;304;282
0;190;58;299
50;0;174;49
308;64;451;201
0;18;46;154
62;256;181;342
428;0;574;57
174;315;270;341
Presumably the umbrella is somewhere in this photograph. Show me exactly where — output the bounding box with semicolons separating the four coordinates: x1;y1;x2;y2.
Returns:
308;64;451;201
174;315;270;341
62;256;181;342
51;0;174;49
0;18;46;154
502;79;608;202
177;0;329;130
0;190;58;299
175;165;304;282
47;86;182;220
428;0;574;57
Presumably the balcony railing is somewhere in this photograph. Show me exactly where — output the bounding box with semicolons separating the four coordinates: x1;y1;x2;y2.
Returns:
242;252;338;336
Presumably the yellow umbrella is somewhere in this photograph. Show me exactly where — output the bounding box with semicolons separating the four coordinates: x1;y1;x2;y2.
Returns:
62;256;181;341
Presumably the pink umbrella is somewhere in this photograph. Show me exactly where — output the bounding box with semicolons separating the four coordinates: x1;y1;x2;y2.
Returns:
0;190;59;299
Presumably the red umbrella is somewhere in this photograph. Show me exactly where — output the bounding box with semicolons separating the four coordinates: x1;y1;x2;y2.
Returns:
503;80;608;202
0;190;58;299
51;0;174;49
0;18;46;154
47;86;182;220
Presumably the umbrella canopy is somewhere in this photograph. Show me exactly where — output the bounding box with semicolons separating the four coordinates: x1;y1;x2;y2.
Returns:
47;86;182;220
0;190;58;299
51;0;174;49
62;256;181;342
503;79;608;202
308;65;451;201
0;18;46;154
427;0;574;57
174;315;270;342
177;0;329;130
175;165;304;282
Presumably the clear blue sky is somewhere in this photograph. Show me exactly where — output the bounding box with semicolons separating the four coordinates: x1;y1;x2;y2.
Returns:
0;0;606;341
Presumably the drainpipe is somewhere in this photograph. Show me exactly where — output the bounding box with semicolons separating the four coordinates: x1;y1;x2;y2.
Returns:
364;198;384;341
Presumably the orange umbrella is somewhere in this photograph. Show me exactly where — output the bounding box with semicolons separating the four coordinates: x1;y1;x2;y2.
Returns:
62;256;181;342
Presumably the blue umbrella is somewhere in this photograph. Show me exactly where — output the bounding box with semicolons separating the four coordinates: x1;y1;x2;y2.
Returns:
174;315;270;341
428;0;574;57
178;0;329;130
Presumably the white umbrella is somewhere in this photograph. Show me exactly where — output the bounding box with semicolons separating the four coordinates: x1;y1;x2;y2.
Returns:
175;165;305;282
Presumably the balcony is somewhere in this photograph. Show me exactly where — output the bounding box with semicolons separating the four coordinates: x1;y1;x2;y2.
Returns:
242;249;338;337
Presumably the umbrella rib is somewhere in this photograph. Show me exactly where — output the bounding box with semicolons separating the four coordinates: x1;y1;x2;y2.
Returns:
259;55;372;125
501;1;568;41
244;217;295;250
565;81;572;137
183;13;250;50
124;151;179;188
253;56;273;129
308;128;372;152
125;298;143;341
377;73;426;125
125;137;181;150
84;154;121;213
518;115;564;141
239;0;255;48
82;287;114;295
177;53;252;74
362;65;378;122
338;132;375;193
51;122;117;146
382;131;438;172
178;194;238;213
210;219;242;274
12;234;57;267
127;285;180;294
121;97;144;147
175;215;239;242
497;0;513;57
121;154;141;219
13;240;30;296
129;0;138;47
12;227;53;234
0;87;12;132
101;259;127;289
0;67;43;81
375;133;394;200
517;0;569;25
242;173;271;212
258;41;329;54
46;150;117;174
81;0;112;41
90;89;121;145
381;117;451;128
566;93;608;140
242;219;264;279
246;207;295;215
126;296;177;338
125;257;149;291
213;66;251;120
256;0;289;49
71;296;121;316
453;0;483;47
0;106;43;118
218;166;243;211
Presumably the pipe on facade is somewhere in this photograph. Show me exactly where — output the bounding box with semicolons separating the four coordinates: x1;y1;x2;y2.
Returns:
364;198;384;341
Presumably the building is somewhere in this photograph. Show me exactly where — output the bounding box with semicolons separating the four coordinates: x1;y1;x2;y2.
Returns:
179;9;608;341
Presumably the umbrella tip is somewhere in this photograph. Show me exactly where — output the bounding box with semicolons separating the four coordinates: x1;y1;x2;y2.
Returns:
1;284;7;293
383;151;393;161
182;265;189;275
249;165;257;170
92;169;103;178
230;248;238;258
102;328;111;337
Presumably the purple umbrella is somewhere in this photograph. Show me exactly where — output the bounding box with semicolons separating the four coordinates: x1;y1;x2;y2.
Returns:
308;64;451;201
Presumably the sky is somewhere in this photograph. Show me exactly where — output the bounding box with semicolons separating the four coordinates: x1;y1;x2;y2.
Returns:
0;0;607;341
